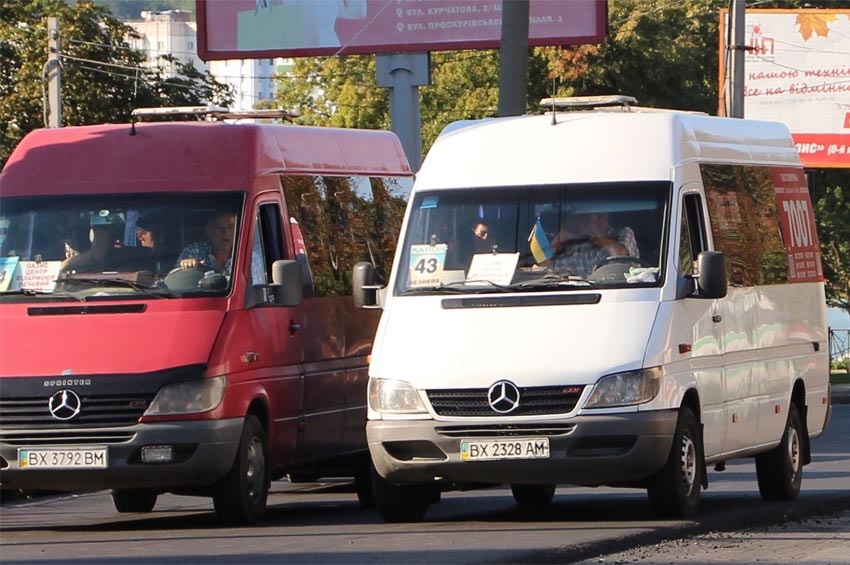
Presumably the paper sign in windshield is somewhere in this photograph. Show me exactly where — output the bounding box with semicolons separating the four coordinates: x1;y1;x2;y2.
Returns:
408;243;448;287
467;253;519;286
0;257;19;292
9;261;62;293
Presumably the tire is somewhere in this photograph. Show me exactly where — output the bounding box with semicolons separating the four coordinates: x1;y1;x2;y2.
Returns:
111;489;157;513
371;464;432;523
213;414;269;525
511;484;556;506
354;457;375;508
756;402;803;501
647;406;702;518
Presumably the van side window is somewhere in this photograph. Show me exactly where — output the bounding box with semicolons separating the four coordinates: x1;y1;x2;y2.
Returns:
282;174;410;297
701;164;789;286
680;193;707;276
250;203;285;287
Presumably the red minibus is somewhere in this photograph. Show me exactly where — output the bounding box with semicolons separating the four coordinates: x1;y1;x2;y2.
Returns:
0;109;412;523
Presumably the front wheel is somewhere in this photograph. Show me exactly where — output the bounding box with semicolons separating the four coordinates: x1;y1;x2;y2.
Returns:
647;406;702;518
111;489;157;513
371;464;434;523
756;402;803;501
511;484;556;506
213;414;269;524
354;457;375;508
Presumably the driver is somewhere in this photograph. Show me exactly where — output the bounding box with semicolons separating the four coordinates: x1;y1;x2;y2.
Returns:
177;210;237;275
549;212;636;278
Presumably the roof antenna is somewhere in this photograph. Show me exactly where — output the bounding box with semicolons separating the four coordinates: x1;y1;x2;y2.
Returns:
550;76;557;126
129;117;137;136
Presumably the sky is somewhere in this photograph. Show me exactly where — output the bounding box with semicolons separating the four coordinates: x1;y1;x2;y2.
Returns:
829;307;850;330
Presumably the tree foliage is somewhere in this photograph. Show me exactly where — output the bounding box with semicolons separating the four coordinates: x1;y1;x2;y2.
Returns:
0;0;232;168
813;170;850;315
268;49;551;154
540;0;725;113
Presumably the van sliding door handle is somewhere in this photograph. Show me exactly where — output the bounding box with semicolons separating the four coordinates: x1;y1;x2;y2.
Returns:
712;314;722;323
288;321;301;334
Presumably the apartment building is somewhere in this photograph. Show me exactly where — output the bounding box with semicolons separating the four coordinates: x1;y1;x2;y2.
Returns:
126;10;291;112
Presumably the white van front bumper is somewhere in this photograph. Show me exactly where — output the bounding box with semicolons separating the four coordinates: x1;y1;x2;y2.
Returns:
368;409;678;486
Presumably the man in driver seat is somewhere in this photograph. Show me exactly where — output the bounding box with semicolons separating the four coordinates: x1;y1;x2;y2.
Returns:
549;212;638;278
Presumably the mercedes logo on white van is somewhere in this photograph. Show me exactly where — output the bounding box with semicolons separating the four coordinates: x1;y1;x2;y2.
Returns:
48;390;82;421
487;380;520;414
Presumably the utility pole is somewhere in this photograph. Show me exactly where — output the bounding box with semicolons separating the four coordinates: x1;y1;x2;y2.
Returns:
726;0;746;118
47;17;62;128
497;0;529;117
376;53;431;172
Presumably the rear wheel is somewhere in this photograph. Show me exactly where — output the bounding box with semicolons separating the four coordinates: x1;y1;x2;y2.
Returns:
213;414;269;524
511;484;556;506
371;464;433;523
647;406;702;518
111;489;157;513
756;402;803;501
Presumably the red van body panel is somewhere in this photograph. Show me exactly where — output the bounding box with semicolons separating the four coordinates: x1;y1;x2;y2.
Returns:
0;300;225;377
1;123;411;196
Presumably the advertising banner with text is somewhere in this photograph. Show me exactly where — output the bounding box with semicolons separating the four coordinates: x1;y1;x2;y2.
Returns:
197;0;607;60
719;9;850;168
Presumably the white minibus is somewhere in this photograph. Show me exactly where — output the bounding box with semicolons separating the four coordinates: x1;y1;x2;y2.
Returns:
354;96;831;522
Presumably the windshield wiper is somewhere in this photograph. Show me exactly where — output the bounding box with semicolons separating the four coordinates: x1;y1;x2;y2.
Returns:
60;276;175;298
0;287;85;302
512;274;593;290
400;279;514;295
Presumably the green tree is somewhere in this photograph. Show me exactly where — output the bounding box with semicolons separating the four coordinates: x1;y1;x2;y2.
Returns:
813;170;850;315
0;0;232;168
267;49;551;153
540;0;724;113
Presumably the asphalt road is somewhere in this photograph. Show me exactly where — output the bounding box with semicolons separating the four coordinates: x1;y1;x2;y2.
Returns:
1;405;848;565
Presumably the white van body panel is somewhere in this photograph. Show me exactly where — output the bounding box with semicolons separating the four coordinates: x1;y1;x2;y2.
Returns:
415;112;800;191
371;292;659;392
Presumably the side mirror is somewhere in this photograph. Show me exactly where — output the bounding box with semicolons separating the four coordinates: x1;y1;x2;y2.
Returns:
695;251;727;299
353;262;381;309
271;259;304;306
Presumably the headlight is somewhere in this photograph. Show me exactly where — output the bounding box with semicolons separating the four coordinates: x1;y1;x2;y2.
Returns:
369;378;427;414
585;367;661;408
145;376;226;416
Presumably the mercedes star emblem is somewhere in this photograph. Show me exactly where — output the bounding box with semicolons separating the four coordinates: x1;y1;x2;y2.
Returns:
487;380;520;414
48;389;82;421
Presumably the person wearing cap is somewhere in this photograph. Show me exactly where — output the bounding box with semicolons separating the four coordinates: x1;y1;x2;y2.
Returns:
61;211;122;272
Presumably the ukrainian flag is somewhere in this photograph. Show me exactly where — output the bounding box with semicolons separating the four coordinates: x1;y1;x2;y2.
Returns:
528;218;553;263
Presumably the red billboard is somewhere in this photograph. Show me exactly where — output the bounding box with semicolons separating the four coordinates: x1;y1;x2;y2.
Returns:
197;0;607;61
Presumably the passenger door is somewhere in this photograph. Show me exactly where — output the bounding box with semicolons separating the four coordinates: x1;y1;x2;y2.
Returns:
679;191;727;459
246;195;305;470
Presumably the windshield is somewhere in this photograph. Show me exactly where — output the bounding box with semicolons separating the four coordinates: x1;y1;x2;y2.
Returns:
395;182;669;294
0;192;244;300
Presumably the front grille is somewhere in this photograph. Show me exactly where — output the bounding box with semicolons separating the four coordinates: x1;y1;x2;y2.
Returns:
0;394;152;429
427;385;585;417
435;423;576;438
1;430;136;446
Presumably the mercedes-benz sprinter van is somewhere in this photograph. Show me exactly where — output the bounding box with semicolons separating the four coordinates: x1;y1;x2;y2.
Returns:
355;97;831;522
0;108;412;523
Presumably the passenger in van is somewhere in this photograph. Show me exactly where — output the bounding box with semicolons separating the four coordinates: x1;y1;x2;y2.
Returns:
61;213;122;272
549;212;634;278
136;215;175;275
177;210;238;276
472;221;496;254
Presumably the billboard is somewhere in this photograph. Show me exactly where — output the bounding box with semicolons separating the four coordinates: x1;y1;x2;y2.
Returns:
197;0;607;61
719;9;850;168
